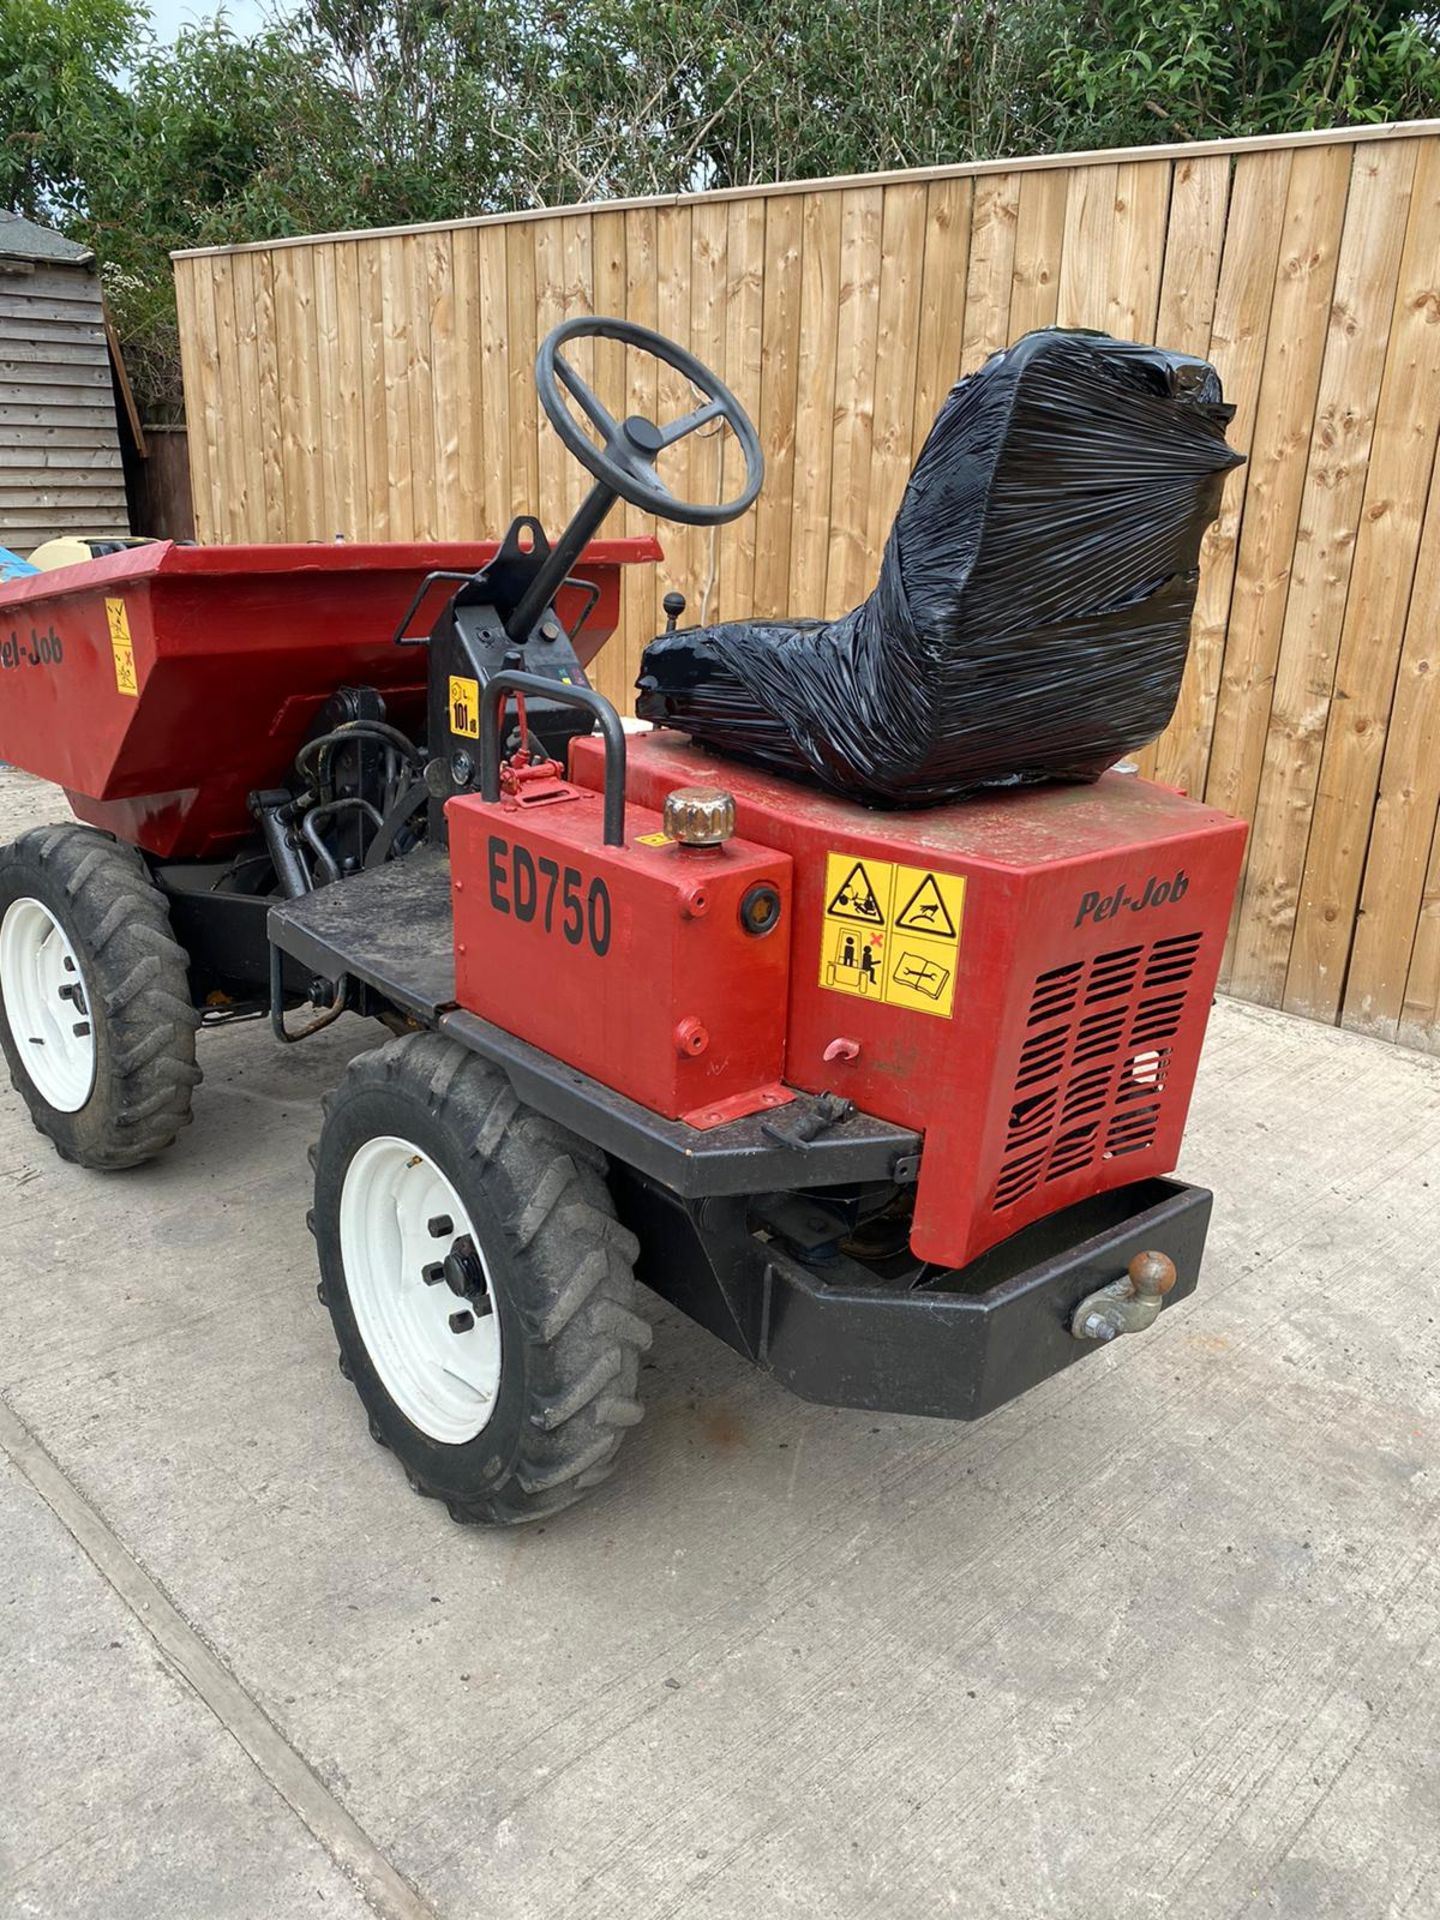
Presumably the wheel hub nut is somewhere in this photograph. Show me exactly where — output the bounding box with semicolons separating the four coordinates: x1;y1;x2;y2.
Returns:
442;1235;490;1313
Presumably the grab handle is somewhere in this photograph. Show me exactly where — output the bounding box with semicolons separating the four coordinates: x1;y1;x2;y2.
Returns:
478;670;628;848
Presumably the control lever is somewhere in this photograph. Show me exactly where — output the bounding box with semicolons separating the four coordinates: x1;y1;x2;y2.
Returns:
663;591;686;632
759;1091;854;1150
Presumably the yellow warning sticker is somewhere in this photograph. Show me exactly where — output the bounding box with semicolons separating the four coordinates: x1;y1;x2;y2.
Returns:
635;831;673;847
820;917;888;998
448;674;479;739
825;858;888;927
895;870;960;939
818;852;965;1019
105;597;138;698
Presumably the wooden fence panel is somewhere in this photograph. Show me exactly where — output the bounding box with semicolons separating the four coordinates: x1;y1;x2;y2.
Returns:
173;120;1440;1056
1205;141;1352;984
1291;136;1440;1028
1230;138;1417;1006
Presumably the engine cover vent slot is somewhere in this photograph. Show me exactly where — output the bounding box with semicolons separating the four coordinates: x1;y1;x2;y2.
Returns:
992;932;1204;1211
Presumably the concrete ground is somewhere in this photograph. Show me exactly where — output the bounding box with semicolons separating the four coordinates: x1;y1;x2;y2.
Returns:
0;765;1437;1920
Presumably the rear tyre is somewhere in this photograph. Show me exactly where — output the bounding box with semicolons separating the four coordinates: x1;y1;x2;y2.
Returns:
311;1032;650;1526
0;825;201;1169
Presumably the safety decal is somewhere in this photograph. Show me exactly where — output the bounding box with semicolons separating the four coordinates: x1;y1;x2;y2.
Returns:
825;860;886;925
818;851;965;1019
895;872;957;939
635;831;673;848
448;674;480;739
105;597;138;698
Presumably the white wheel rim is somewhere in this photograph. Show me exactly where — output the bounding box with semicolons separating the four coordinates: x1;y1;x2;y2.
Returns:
339;1135;502;1445
0;897;96;1113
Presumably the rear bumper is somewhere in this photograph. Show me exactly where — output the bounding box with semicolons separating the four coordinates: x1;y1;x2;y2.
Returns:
760;1177;1211;1420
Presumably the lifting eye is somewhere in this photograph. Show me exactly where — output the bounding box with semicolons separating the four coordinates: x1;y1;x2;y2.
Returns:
739;883;782;937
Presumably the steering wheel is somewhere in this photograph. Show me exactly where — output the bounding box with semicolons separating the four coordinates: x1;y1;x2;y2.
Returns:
536;317;764;528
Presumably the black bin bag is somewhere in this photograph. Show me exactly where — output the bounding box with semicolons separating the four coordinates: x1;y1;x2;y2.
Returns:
635;328;1244;807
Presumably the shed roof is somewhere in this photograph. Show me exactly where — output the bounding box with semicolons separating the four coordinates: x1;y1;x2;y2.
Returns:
0;210;94;267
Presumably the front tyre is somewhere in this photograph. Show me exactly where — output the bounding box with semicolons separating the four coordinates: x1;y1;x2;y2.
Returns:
0;825;201;1169
311;1033;650;1526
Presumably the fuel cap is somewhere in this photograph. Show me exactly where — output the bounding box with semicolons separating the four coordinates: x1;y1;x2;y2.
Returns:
663;786;735;848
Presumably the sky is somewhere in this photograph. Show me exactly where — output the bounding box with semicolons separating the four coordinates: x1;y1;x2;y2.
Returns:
145;0;276;41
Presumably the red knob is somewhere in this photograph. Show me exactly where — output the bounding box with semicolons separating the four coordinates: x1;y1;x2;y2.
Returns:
674;1017;709;1057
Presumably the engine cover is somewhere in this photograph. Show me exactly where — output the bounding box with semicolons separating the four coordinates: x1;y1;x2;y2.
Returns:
572;732;1247;1271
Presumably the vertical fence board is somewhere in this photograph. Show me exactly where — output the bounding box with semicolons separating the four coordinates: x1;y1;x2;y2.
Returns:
825;186;883;616
720;196;766;624
961;172;1020;373
173;260;218;541
1153;154;1230;356
504;224;539;529
688;199;730;628
408;233;434;539
1346;474;1440;1040
311;245;343;542
447;228;484;542
176;126;1440;1055
474;224;510;539
1145;153;1232;790
583;209;630;712
210;255;249;543
1008;168;1068;340
355;242;388;540
272;245;319;541
788;191;842;617
655;203;696;637
331;243;369;542
751;194;804;620
423;231;461;543
532;219;569;539
866;183;927;564
375;237;413;539
1107;162;1171;341
618;205;658;677
1400;816;1440;1048
911;178;971;452
558;215;596;528
228;251;264;537
1056;162;1118;331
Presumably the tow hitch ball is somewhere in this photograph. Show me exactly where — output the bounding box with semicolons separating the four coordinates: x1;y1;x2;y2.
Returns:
1071;1250;1178;1343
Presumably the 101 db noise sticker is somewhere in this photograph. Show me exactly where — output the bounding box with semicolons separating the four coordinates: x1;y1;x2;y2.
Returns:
817;852;966;1018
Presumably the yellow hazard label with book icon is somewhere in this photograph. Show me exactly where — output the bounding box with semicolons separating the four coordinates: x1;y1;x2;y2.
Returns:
105;597;138;698
818;851;965;1019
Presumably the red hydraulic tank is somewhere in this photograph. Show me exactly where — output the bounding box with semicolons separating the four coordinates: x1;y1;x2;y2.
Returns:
448;782;794;1127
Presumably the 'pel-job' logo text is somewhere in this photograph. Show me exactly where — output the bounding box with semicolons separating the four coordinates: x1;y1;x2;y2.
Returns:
0;623;63;671
1075;869;1189;927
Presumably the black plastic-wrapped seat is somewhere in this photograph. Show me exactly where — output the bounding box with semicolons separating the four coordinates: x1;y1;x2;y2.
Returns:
636;328;1242;808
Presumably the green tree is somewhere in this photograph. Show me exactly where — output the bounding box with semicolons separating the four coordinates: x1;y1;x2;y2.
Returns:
1049;0;1440;143
0;0;141;221
4;0;1439;416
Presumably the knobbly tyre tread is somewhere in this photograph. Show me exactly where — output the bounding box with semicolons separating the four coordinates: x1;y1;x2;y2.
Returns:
0;825;201;1170
312;1031;651;1526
